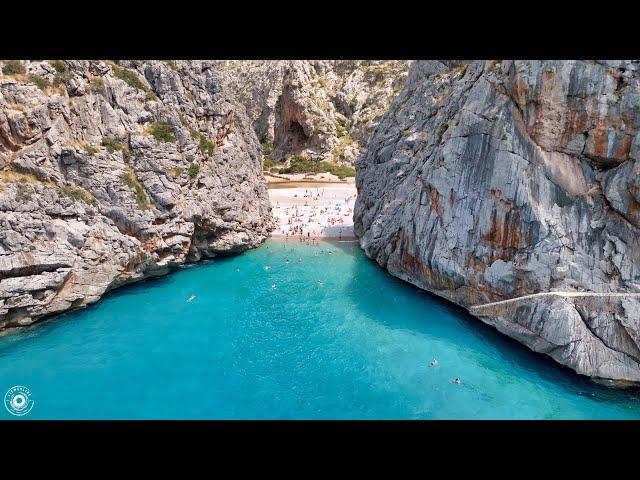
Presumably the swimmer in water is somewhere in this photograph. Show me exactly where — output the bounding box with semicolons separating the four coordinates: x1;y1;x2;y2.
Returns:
235;268;240;272
285;259;289;264
264;265;271;271
430;359;438;366
453;378;461;384
187;294;196;302
271;284;277;290
317;280;324;286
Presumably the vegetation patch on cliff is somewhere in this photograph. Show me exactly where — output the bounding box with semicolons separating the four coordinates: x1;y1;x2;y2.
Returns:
60;184;99;207
110;62;157;101
50;61;72;87
182;120;216;155
332;134;357;161
121;170;148;209
21;65;69;94
2;61;26;76
279;155;355;179
102;136;132;161
28;74;51;91
148;122;176;143
83;143;99;156
90;76;107;96
166;167;184;178
0;169;45;185
261;140;274;155
15;180;33;202
263;157;279;170
187;162;200;179
111;63;148;91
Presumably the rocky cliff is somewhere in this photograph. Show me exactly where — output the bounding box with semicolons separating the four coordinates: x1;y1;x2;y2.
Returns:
355;60;640;387
0;60;273;331
216;61;410;164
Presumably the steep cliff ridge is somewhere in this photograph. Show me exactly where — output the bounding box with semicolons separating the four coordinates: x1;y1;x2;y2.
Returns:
355;60;640;387
216;60;410;164
0;60;273;330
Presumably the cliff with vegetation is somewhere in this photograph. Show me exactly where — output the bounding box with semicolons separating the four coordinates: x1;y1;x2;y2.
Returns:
216;60;410;169
0;60;273;331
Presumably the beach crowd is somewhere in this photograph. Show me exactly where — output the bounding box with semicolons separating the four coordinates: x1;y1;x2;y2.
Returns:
268;185;357;243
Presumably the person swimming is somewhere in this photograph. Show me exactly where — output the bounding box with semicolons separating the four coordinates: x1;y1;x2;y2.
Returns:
453;378;461;384
264;265;271;271
271;284;277;290
187;294;196;302
430;359;438;366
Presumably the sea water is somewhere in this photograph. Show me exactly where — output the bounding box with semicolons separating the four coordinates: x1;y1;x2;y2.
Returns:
1;239;639;419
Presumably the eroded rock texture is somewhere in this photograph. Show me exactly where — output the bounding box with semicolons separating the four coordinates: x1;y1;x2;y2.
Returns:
355;60;640;387
216;61;410;163
0;60;273;330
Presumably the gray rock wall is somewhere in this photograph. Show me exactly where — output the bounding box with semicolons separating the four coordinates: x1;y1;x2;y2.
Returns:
355;60;640;387
216;60;411;164
0;60;273;330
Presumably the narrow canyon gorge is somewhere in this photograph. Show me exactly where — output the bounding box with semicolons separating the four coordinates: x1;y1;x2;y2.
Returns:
2;59;640;389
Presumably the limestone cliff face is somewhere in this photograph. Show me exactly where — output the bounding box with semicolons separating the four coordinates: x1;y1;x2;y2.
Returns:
216;60;410;164
0;60;273;330
355;60;640;387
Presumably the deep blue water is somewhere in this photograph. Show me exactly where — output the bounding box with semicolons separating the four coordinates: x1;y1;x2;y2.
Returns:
1;239;640;419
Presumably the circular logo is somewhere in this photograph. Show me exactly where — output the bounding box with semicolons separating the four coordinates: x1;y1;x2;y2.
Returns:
4;386;34;416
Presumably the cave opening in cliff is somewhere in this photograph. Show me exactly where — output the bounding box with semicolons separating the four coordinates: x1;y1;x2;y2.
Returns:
289;120;308;149
285;120;308;151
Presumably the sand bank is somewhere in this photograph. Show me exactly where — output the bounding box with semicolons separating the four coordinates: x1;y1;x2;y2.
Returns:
268;181;357;239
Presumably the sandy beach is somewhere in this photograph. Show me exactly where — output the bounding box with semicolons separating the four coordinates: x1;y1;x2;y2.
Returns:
268;178;357;239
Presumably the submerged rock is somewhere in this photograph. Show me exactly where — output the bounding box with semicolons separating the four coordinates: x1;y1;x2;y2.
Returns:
355;60;640;387
0;60;274;330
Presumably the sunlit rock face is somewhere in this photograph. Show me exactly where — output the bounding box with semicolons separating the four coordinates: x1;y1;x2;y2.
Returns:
0;60;274;330
355;60;640;387
215;60;411;164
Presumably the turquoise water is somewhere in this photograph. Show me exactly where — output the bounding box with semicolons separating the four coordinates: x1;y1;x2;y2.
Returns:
1;239;640;419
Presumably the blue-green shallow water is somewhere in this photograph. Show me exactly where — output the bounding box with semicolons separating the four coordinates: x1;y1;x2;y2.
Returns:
1;239;640;419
